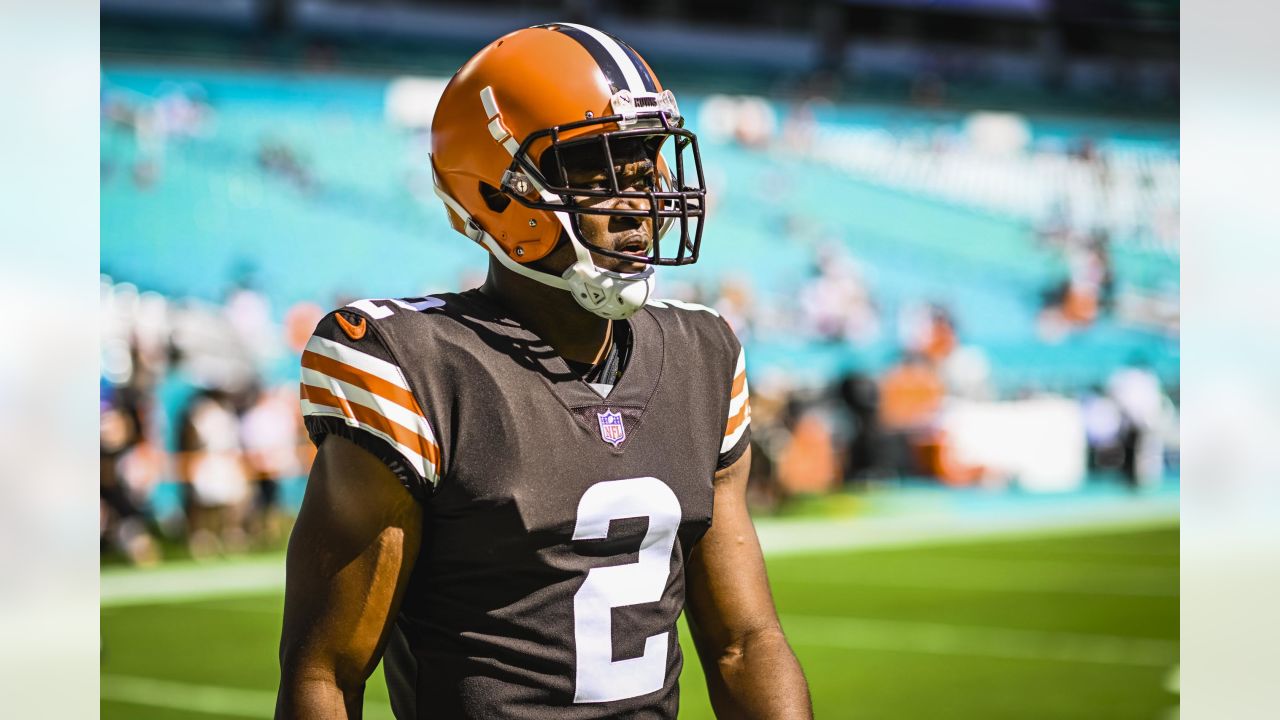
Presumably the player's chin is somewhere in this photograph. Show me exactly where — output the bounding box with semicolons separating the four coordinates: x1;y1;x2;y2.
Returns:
593;253;649;275
613;259;650;275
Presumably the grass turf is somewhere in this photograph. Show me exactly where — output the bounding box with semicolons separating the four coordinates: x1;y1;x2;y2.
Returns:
102;524;1178;718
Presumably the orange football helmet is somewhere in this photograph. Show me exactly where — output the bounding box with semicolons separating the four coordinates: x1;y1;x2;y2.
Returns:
430;23;706;319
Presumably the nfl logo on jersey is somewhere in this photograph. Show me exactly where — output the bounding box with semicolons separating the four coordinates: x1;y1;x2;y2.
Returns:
597;410;626;447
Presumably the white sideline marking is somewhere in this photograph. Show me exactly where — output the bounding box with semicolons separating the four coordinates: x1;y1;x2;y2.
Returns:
102;559;285;607
102;675;274;718
779;614;1178;668
101;496;1177;607
755;495;1178;557
102;674;396;719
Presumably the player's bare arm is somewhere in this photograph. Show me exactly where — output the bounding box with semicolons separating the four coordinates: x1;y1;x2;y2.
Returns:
686;447;814;719
275;435;422;719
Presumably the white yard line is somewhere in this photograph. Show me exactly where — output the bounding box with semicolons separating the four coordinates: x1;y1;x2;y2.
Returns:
784;572;1176;598
101;675;396;719
773;554;1179;597
101;675;275;718
779;614;1178;668
102;559;286;607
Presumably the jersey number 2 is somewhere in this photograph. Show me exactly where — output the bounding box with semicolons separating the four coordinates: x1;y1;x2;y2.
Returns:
572;477;682;703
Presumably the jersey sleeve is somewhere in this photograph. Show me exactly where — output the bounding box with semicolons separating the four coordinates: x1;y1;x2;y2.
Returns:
298;310;441;500
717;343;751;470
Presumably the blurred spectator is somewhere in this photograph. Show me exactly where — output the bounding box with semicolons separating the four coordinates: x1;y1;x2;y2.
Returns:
99;277;320;563
177;390;252;559
878;352;945;477
900;301;957;365
835;370;884;483
240;385;303;546
741;372;794;511
799;244;879;344
100;400;160;566
102;80;213;190
1038;234;1113;340
1081;384;1126;473
284;301;327;354
257;138;315;192
880;353;945;432
1109;357;1167;489
224;266;284;370
776;406;840;495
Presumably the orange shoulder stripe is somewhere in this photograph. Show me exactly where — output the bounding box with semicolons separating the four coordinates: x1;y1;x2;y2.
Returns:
301;383;441;469
723;395;751;438
301;350;423;416
730;368;746;399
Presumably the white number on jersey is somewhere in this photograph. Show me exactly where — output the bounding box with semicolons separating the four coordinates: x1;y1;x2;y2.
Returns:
571;477;682;703
346;297;444;319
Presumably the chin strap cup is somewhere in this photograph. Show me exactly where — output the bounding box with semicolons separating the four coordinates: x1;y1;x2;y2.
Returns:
562;262;653;320
433;153;656;321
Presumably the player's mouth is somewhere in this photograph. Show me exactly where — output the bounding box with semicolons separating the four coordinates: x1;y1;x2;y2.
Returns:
616;233;650;257
604;233;649;273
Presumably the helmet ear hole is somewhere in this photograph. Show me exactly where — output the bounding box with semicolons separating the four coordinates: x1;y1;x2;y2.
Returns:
479;182;511;213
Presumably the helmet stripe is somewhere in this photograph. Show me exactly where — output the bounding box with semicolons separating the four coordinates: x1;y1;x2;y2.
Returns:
603;31;658;93
536;22;646;94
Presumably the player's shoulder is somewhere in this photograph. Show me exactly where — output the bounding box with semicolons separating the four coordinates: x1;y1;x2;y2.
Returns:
645;298;734;333
643;298;741;354
307;292;475;364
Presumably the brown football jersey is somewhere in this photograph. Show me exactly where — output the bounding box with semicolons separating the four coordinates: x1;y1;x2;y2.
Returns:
300;289;751;719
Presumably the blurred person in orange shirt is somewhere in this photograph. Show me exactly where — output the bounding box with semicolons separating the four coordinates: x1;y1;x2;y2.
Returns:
880;352;945;432
878;352;947;479
777;410;840;495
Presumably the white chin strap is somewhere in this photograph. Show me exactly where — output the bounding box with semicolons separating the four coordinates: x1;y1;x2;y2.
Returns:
484;232;654;321
556;232;655;321
432;162;654;320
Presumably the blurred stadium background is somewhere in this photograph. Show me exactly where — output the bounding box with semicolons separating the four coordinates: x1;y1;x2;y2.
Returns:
99;1;1178;717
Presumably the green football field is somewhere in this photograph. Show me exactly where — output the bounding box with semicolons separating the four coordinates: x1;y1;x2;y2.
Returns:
101;523;1178;719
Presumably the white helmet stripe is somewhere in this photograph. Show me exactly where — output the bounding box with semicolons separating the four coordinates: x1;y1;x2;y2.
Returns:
557;22;646;94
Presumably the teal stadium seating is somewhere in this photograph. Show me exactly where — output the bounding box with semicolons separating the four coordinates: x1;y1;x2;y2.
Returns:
101;66;1178;393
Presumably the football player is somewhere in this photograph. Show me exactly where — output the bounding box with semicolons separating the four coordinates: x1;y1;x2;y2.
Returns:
276;23;812;719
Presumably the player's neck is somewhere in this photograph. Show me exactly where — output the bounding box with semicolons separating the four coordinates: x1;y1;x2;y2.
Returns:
479;260;612;366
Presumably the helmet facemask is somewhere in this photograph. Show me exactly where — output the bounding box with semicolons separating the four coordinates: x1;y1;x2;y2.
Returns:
503;100;706;268
492;95;705;319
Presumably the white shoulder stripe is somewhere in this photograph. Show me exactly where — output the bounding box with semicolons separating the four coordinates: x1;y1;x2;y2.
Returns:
646;298;721;317
304;335;407;389
728;386;749;418
560;23;646;93
300;401;437;485
728;368;749;417
300;367;438;445
722;346;750;454
721;412;750;454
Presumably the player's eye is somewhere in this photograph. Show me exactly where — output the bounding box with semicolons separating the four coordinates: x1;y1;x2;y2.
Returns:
620;164;657;191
